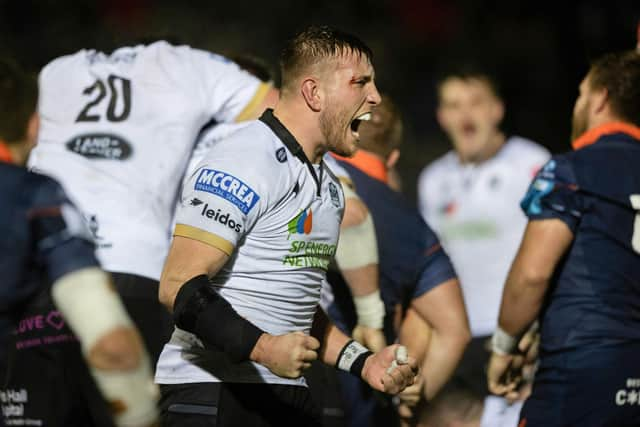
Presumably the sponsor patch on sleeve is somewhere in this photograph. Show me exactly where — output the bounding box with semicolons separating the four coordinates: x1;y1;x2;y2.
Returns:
194;168;260;214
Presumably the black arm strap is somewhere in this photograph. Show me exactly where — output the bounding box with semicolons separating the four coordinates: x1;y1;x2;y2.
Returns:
173;274;264;363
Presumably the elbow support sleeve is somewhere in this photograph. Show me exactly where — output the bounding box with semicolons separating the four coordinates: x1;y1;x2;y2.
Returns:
173;274;264;363
336;213;379;270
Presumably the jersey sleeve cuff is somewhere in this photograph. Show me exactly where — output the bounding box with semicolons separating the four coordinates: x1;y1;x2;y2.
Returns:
174;224;234;255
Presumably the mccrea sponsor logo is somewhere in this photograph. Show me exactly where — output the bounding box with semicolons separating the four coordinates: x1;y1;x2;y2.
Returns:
194;169;259;214
66;133;132;160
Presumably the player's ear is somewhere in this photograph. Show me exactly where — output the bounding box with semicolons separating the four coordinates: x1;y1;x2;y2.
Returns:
591;87;609;116
436;105;448;129
26;112;39;150
301;77;322;112
492;98;505;125
385;148;400;169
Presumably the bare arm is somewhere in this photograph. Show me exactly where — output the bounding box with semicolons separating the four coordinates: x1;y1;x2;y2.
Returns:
488;219;573;396
337;194;386;351
498;219;574;336
158;235;229;311
311;308;418;394
410;278;470;399
397;307;431;367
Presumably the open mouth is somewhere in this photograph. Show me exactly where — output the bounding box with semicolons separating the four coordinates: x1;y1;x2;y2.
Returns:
350;112;372;139
461;122;477;138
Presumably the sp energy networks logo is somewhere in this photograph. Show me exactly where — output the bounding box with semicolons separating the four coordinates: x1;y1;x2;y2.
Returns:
194;169;260;214
288;208;313;236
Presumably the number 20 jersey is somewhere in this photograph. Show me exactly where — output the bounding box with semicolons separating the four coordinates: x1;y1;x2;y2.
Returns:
28;41;267;280
521;123;640;353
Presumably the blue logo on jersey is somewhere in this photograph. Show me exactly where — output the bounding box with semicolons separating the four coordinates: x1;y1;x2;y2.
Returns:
543;160;556;172
194;169;260;214
521;178;554;215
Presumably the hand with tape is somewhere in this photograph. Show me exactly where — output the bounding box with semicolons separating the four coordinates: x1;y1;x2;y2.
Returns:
250;331;319;379
362;344;418;394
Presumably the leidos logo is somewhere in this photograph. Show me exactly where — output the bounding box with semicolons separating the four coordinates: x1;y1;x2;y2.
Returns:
192;199;242;233
288;209;312;236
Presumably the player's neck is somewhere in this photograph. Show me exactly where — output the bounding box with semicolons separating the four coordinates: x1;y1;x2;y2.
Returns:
459;131;505;165
272;104;325;164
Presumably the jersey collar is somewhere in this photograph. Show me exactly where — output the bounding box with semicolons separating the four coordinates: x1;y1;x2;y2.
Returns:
260;108;324;196
572;121;640;150
331;150;388;184
0;141;13;164
260;109;307;163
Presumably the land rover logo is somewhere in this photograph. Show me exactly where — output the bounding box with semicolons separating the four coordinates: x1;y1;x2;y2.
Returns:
66;133;133;160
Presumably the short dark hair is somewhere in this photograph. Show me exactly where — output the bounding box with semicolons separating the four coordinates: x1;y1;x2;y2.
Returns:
358;94;403;158
435;64;502;101
279;25;373;93
589;50;640;127
0;58;37;144
228;54;274;84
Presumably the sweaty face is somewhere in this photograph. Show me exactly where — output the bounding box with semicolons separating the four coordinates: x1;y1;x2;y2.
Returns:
571;76;591;141
319;53;381;157
437;78;503;163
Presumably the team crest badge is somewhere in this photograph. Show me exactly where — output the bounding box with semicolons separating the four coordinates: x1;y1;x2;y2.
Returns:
275;147;287;163
329;182;340;207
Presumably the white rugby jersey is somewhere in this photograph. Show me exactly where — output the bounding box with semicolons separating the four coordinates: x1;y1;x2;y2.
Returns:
184;122;251;188
28;41;269;280
417;137;549;337
156;109;345;386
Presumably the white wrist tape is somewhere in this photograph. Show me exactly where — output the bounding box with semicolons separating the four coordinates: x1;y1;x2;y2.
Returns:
51;267;159;426
353;290;385;329
51;267;133;354
386;345;408;374
491;326;519;356
92;357;159;427
336;195;379;270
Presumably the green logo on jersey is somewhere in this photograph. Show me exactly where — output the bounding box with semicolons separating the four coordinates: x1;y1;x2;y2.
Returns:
288;209;313;236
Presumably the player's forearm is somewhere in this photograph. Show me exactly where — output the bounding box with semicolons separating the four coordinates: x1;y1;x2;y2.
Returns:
51;268;159;426
409;279;470;399
498;264;549;337
319;320;352;366
340;264;379;296
421;327;468;399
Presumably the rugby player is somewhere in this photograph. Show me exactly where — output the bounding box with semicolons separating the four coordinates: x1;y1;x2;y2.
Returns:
488;49;640;427
0;58;157;427
417;66;549;426
154;26;418;426
330;95;471;427
27;41;278;366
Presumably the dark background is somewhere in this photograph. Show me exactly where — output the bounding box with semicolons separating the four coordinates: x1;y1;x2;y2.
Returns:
2;0;639;203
